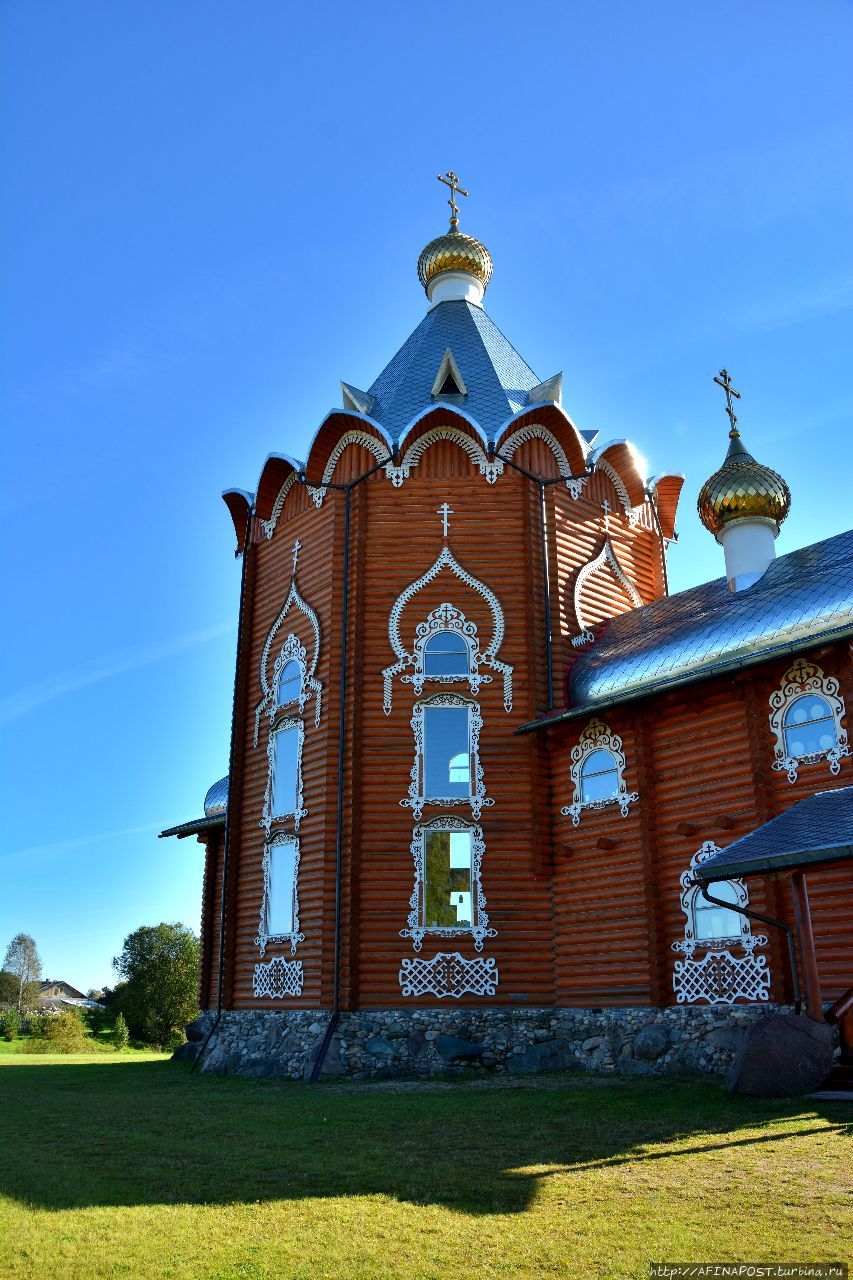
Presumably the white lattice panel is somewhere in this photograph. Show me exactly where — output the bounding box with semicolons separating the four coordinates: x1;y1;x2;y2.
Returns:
398;951;498;999
673;950;770;1005
253;956;304;999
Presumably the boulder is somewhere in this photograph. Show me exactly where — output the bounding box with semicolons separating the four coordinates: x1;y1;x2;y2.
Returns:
236;1057;284;1079
185;1017;208;1043
727;1014;835;1097
436;1035;484;1063
200;1043;227;1076
507;1039;573;1075
170;1041;199;1064
617;1057;654;1076
634;1025;669;1061
365;1036;395;1058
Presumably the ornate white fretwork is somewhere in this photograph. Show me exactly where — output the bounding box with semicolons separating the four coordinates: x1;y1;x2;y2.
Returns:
261;472;298;539
560;718;638;827
254;832;304;957
261;716;307;835
254;548;323;745
387;426;502;487
253;955;304;999
307;430;391;507
768;658;850;783
382;545;513;714
595;457;643;527
672;842;770;1005
571;628;595;648
400;815;496;952
400;602;491;701
573;537;643;633
402;693;493;821
499;424;588;498
398;951;499;999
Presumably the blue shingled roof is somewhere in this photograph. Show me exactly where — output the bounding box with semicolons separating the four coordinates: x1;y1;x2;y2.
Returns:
366;299;541;443
694;787;853;881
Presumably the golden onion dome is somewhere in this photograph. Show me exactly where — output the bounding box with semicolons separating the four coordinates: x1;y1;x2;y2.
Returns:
417;228;493;295
697;428;791;540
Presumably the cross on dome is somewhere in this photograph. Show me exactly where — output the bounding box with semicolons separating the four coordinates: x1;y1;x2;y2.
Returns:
437;170;469;231
713;368;742;437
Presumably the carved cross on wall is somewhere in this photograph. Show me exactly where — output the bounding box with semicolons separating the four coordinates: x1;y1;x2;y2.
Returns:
291;539;301;575
600;498;611;535
437;502;454;538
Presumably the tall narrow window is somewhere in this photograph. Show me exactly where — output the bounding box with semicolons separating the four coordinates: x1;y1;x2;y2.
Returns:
266;839;296;937
424;829;473;929
423;630;469;677
272;725;299;817
277;658;303;708
423;705;470;799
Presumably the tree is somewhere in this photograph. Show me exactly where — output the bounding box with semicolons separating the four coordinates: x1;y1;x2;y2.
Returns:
44;1009;86;1053
2;934;42;1012
112;923;199;1045
112;1012;129;1051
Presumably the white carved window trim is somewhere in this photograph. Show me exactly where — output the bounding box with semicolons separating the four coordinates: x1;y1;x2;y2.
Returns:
398;951;499;999
403;602;494;702
382;546;513;714
499;424;588;499
400;815;496;953
253;955;304;999
768;658;850;783
254;832;304;957
672;842;770;1005
261;715;307;835
401;692;493;821
254;552;323;745
560;718;638;827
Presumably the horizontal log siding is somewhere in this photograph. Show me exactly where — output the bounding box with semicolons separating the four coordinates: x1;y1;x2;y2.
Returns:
198;829;223;1010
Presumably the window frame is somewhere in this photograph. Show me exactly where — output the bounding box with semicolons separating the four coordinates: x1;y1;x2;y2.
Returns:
261;714;307;834
561;718;638;827
400;816;496;952
769;658;850;783
401;692;493;821
254;832;304;957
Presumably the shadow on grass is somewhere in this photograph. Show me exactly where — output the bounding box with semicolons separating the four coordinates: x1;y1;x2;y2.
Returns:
0;1059;849;1216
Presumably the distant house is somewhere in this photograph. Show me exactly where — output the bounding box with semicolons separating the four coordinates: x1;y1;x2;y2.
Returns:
38;980;96;1012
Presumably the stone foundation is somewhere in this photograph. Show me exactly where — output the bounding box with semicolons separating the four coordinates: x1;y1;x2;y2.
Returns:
186;1004;794;1082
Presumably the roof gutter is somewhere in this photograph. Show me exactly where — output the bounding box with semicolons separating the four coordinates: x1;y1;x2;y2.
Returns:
694;843;853;883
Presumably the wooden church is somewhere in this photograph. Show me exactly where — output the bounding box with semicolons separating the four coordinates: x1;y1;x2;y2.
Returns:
163;174;853;1082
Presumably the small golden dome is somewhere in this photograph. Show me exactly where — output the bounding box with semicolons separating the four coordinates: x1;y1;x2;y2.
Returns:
417;229;493;295
697;429;791;539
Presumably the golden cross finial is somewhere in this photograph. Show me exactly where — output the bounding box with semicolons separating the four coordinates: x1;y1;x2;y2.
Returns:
437;170;469;230
713;368;742;437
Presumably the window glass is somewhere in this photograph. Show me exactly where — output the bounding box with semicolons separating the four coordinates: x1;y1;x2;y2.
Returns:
423;830;472;929
580;748;619;804
424;706;470;798
693;881;742;941
277;659;302;707
782;695;837;758
423;630;469;677
266;842;296;936
272;726;299;816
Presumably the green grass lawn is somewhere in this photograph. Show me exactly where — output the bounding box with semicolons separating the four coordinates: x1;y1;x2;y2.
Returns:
0;1056;850;1280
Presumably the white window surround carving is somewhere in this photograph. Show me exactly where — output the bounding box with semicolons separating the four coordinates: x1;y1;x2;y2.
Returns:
571;628;596;648
498;425;588;499
403;602;494;700
253;955;304;999
254;832;304;958
261;472;298;539
382;546;513;715
400;815;496;953
402;693;493;821
672;842;770;1005
255;568;322;746
386;426;502;487
560;718;639;827
399;951;499;999
595;457;644;527
769;658;850;783
261;715;307;835
573;537;643;637
306;430;391;507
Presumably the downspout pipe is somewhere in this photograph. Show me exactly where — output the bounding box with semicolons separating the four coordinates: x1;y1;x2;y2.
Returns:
193;505;255;1073
696;881;802;1015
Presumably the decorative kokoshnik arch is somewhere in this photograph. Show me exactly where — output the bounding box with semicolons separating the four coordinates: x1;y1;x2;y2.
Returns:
254;541;323;745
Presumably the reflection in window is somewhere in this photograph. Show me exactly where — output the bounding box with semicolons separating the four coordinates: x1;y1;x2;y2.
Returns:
277;659;302;707
423;630;469;677
266;840;296;937
580;749;619;804
783;695;838;759
692;881;742;942
424;706;470;798
424;830;472;929
272;725;299;816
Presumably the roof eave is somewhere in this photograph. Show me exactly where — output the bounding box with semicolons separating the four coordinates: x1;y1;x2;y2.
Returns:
695;843;853;882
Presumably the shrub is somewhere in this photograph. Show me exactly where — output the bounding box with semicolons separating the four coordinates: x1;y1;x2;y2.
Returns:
112;1012;129;1051
0;1008;21;1040
44;1009;87;1053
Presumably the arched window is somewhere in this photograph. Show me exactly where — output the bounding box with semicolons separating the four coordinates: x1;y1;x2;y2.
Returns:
691;881;742;942
423;630;470;677
448;751;470;785
403;693;492;821
277;658;303;708
769;659;850;782
782;695;837;759
262;717;307;833
579;749;620;804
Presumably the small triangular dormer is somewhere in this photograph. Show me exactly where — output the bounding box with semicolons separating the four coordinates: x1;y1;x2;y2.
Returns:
431;349;467;399
527;372;563;407
341;382;376;416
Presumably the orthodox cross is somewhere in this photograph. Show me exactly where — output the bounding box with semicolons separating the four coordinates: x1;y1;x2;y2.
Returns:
291;539;301;575
713;368;741;435
437;170;469;230
600;498;611;535
437;502;454;537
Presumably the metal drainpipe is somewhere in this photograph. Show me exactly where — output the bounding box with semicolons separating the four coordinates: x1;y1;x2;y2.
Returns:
192;504;255;1073
696;880;802;1014
648;491;671;597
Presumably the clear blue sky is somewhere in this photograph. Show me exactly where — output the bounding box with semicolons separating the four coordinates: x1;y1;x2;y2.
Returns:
2;2;851;992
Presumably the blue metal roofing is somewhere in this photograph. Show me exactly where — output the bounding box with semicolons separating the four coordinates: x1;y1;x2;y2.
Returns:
694;786;853;880
366;300;541;443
